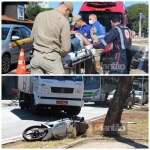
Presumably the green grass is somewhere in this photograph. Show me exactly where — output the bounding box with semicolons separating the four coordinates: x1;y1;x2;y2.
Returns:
2;138;81;149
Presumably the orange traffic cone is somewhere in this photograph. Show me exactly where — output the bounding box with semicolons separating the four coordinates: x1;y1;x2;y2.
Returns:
16;48;27;74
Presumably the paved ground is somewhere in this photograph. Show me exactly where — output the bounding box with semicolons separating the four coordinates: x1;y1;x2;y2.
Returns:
71;140;148;149
1;102;108;144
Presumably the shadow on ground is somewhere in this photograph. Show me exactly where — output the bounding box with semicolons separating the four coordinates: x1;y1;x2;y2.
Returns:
11;108;70;122
115;136;148;148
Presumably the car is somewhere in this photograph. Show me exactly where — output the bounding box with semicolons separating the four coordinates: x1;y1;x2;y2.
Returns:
2;24;33;73
134;90;143;102
107;90;116;101
107;89;146;109
107;89;134;108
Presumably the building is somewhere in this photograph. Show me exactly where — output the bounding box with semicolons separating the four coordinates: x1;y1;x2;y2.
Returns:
2;2;33;28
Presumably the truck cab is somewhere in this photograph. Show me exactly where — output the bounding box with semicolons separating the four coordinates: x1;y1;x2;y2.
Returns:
18;76;84;116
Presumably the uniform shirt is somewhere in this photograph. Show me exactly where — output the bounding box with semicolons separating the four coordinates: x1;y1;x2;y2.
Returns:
75;23;91;39
97;25;132;74
31;9;71;55
98;25;132;52
90;21;106;39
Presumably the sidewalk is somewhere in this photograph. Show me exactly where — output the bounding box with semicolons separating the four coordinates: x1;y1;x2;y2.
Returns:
67;105;149;149
70;138;148;149
1;100;19;107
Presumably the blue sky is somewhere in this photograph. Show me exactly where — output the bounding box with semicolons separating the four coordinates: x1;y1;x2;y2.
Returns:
49;1;82;15
48;1;148;15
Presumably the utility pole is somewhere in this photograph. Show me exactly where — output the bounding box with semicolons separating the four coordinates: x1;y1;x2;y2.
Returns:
139;13;142;37
99;76;101;98
141;77;144;105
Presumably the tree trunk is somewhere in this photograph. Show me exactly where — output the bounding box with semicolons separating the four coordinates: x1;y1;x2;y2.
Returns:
103;76;134;137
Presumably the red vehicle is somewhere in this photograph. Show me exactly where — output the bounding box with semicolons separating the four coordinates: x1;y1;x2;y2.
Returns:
79;2;127;32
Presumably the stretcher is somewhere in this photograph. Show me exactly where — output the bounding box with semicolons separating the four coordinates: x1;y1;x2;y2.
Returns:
63;46;96;74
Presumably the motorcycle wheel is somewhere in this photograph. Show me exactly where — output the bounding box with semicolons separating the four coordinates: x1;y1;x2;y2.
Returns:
23;125;48;141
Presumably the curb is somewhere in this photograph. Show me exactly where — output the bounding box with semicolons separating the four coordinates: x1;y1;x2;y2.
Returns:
61;137;106;149
2;136;23;145
1;100;19;107
62;137;149;149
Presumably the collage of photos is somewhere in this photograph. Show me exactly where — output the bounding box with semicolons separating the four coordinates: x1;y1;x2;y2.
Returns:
1;0;149;149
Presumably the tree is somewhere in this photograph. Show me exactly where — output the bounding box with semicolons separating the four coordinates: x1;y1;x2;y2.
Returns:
25;3;53;20
103;76;134;137
127;3;148;37
102;77;119;93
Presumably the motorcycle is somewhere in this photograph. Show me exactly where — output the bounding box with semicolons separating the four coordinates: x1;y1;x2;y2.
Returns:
23;117;88;141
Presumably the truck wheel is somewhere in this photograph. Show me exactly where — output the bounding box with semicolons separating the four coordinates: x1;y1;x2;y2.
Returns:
31;96;40;114
19;92;30;110
31;102;39;114
20;103;25;110
31;102;38;114
19;92;25;110
66;107;81;116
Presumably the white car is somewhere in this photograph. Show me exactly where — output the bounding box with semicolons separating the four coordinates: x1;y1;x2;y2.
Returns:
134;90;143;102
107;90;116;101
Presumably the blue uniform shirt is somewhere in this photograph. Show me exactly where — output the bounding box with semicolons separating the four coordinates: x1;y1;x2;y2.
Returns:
91;21;106;39
75;24;91;39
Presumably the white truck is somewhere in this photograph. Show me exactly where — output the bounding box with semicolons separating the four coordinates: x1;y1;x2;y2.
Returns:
18;76;84;115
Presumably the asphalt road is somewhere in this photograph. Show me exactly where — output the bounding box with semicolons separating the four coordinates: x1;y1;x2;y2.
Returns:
1;103;108;144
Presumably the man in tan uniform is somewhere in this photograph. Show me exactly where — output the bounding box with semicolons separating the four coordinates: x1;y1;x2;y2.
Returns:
30;2;73;74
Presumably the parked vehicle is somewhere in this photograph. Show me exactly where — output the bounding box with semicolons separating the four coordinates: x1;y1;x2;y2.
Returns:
107;89;146;108
134;90;143;102
107;90;116;101
18;76;84;116
83;76;105;104
2;24;32;73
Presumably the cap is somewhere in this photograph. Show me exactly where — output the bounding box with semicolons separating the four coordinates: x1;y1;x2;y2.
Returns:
72;15;82;25
60;1;73;13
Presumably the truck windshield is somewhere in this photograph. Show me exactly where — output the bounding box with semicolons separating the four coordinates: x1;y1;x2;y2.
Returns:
40;76;82;81
2;27;10;40
84;77;100;90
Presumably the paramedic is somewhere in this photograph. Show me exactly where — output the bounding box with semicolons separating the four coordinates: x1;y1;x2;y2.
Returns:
93;15;132;74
